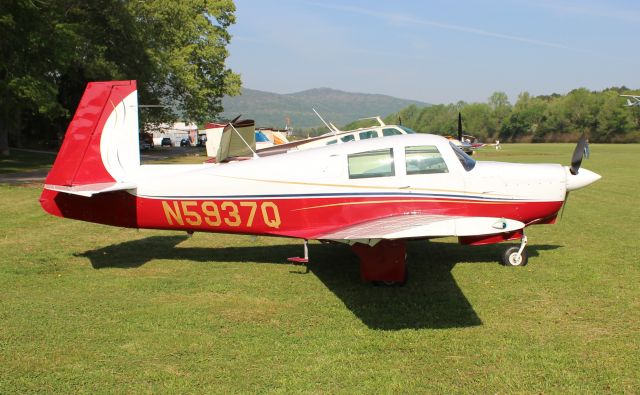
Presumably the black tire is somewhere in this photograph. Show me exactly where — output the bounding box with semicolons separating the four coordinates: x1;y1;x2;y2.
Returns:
501;246;528;267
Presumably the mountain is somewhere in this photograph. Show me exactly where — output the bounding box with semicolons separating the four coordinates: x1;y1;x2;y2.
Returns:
221;87;430;129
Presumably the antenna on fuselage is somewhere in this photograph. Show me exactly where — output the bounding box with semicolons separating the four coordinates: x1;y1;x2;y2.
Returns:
313;108;339;137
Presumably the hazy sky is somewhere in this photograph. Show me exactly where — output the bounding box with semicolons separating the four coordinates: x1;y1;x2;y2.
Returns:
226;0;639;104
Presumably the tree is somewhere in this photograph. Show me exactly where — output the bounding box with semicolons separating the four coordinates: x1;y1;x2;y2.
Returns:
383;87;639;143
561;88;599;135
488;91;510;109
501;92;547;141
0;0;69;154
595;91;632;142
461;103;492;139
487;91;511;137
0;0;240;155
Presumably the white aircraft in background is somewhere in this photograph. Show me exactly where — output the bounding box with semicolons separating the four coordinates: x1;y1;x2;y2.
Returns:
620;94;640;107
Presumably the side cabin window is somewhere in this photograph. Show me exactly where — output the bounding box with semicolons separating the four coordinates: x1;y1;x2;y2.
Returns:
382;128;402;137
359;130;378;140
341;134;355;143
405;145;448;174
348;148;395;179
326;139;337;145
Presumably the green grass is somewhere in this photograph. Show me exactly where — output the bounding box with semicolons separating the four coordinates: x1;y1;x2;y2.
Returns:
0;144;638;393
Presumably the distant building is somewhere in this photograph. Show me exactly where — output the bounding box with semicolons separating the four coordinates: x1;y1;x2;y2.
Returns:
147;122;198;146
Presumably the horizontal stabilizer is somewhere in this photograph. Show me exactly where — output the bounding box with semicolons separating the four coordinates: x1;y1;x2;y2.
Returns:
44;182;137;197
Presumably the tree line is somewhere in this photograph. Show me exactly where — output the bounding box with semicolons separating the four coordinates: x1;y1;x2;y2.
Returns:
375;87;640;143
0;0;240;155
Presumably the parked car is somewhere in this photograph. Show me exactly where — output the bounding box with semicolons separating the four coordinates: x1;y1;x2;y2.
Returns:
180;138;191;147
139;132;154;150
161;137;172;147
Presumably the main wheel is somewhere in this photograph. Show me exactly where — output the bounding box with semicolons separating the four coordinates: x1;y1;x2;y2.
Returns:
501;246;528;266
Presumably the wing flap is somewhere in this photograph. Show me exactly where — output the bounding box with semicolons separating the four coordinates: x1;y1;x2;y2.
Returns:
316;214;524;242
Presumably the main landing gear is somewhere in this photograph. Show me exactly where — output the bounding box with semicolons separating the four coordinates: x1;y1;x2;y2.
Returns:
288;234;527;285
288;239;310;273
501;234;528;266
288;239;408;284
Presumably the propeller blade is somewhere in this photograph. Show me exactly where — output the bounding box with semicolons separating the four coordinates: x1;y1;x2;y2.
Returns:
570;135;587;175
458;112;463;141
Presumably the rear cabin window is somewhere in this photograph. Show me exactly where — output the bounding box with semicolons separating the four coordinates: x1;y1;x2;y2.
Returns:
382;128;402;137
405;145;448;174
348;148;395;179
359;130;378;139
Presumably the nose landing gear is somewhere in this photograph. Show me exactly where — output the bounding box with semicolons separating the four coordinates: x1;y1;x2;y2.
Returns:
501;234;528;266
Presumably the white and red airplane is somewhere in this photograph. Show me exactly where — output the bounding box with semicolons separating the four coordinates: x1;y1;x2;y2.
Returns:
40;81;601;285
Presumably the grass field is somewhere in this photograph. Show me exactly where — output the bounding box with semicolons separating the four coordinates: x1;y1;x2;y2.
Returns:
1;144;638;393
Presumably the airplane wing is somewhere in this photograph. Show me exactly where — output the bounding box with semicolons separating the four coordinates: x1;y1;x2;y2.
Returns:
315;214;524;245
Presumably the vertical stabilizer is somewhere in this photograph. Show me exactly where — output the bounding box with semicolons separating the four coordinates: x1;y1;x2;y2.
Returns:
45;80;140;189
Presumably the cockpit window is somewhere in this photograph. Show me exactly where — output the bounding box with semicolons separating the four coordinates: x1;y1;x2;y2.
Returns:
405;145;448;174
449;142;476;171
348;148;395;179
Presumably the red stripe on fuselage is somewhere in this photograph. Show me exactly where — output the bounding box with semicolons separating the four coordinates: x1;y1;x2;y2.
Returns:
40;191;562;242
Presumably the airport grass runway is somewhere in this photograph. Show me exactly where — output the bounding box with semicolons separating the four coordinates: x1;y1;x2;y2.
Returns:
0;144;638;393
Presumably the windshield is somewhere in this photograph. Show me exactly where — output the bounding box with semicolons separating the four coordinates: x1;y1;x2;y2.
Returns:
449;142;476;171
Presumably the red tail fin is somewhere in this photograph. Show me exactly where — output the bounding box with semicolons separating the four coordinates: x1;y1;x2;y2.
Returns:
40;81;140;227
45;80;139;187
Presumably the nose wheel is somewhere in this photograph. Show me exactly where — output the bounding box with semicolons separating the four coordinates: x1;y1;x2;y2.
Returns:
501;235;528;266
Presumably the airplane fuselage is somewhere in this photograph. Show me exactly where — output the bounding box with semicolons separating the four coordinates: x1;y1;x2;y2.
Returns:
41;134;577;244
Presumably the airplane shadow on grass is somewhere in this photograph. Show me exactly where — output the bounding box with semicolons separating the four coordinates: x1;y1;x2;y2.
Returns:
79;236;561;331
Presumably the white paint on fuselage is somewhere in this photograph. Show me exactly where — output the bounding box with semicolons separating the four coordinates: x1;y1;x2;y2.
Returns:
134;134;569;202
